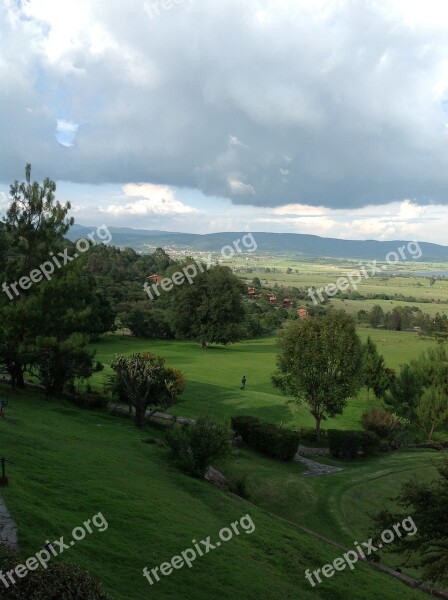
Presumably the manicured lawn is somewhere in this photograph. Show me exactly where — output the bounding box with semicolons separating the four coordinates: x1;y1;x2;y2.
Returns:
0;384;429;599
89;329;438;433
217;446;442;578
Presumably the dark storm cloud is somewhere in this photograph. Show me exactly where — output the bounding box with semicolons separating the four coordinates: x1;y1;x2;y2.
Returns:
1;0;448;208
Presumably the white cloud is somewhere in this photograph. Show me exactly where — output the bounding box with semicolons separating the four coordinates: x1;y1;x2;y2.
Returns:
102;183;198;216
227;177;255;195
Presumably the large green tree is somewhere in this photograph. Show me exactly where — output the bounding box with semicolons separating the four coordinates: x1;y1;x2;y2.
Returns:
0;164;73;387
272;311;362;439
384;363;423;421
165;262;245;347
0;165;110;394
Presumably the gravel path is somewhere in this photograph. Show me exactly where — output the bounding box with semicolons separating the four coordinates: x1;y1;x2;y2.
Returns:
0;495;18;549
294;453;343;476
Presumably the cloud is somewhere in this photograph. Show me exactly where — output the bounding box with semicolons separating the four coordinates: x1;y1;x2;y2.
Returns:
227;177;255;195
101;183;198;216
2;0;448;211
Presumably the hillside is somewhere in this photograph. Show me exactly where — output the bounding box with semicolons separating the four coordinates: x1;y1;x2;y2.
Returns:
0;383;429;600
67;225;448;260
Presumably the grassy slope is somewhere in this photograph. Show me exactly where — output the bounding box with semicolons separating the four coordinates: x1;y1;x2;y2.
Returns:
216;447;442;577
0;385;427;600
89;328;438;431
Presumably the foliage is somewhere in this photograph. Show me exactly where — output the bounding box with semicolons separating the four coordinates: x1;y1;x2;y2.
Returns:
366;303;448;335
248;422;300;461
386;345;448;440
0;546;112;599
362;337;392;401
166;416;233;477
0;166;112;392
165;263;246;346
0;165;74;387
272;311;362;439
230;415;299;460
227;472;253;500
361;408;409;449
372;457;448;586
328;429;379;459
384;363;423;421
110;352;185;428
230;415;261;441
25;334;95;397
415;385;448;442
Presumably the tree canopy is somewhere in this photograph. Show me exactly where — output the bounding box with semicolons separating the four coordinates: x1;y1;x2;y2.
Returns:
272;310;362;439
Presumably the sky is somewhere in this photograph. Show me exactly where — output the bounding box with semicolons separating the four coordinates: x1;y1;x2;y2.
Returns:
1;0;448;243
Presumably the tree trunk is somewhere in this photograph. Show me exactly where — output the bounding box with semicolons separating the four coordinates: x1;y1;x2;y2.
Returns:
11;363;25;389
135;403;146;429
315;416;322;441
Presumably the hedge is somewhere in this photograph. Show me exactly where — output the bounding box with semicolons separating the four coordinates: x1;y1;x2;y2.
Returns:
231;416;299;461
230;416;261;441
328;429;379;459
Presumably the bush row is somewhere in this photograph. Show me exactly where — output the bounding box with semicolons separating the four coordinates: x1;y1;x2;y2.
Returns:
328;429;379;459
231;416;299;461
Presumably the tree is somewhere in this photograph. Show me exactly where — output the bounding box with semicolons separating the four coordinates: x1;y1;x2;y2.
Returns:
362;337;391;402
166;416;233;477
5;163;74;274
166;263;245;347
384;363;423;421
25;334;95;397
369;305;384;328
110;353;185;428
0;164;73;387
415;385;448;442
373;457;448;585
272;311;362;440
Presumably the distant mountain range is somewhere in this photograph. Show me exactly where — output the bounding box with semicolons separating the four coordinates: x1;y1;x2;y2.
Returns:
67;224;448;261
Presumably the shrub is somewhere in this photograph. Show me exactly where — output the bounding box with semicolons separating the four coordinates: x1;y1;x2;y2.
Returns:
70;390;109;410
362;408;409;449
328;429;379;459
228;472;253;500
248;422;300;461
0;546;112;599
359;430;380;455
166;416;233;477
230;415;260;441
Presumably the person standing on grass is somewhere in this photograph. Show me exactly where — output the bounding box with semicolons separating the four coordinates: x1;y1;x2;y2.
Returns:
241;375;247;390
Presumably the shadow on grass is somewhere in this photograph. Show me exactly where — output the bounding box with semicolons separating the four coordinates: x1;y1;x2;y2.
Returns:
173;379;295;425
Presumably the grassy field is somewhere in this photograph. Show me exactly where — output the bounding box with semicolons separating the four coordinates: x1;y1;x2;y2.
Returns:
0;384;430;600
226;255;448;314
216;446;442;578
88;328;439;432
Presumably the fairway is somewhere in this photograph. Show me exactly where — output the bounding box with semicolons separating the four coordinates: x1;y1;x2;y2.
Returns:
89;329;439;431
